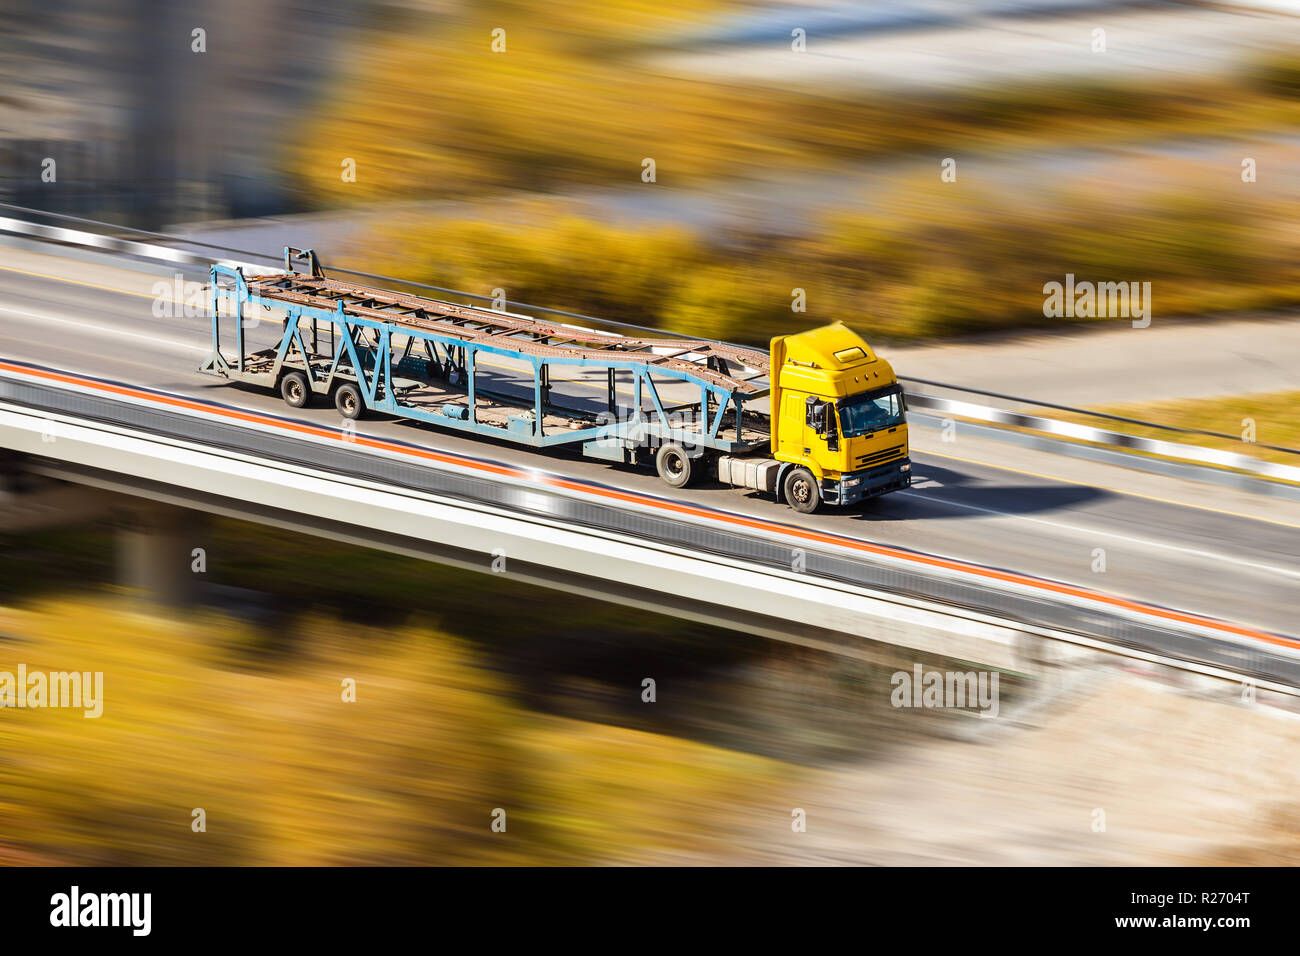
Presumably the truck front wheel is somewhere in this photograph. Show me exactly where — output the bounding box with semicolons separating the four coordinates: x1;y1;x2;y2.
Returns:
655;443;695;488
334;382;364;420
783;467;821;514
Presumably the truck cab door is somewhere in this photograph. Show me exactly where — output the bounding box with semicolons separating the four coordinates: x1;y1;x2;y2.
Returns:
779;392;808;461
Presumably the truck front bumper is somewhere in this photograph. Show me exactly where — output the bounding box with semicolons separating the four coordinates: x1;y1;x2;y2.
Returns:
824;458;912;506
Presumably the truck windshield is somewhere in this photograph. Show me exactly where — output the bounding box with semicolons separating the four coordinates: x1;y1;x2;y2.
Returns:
838;386;905;438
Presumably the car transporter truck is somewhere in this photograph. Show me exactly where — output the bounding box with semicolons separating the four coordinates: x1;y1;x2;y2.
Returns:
199;248;912;515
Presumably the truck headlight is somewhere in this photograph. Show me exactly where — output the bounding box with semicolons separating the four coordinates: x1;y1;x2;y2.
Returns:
842;477;861;488
900;463;911;472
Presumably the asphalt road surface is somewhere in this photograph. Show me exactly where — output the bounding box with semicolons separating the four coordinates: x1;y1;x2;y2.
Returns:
1;244;1297;639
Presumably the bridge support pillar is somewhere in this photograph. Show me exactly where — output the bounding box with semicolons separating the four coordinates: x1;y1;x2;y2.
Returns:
116;503;204;607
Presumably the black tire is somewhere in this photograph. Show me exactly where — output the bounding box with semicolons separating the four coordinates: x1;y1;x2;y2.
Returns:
334;382;364;420
655;443;695;488
279;370;311;409
783;466;821;514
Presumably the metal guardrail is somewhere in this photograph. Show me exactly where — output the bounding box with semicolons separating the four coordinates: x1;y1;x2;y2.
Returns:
0;204;708;340
0;214;232;270
902;375;1300;458
903;390;1300;485
1;366;1297;690
2;205;1296;494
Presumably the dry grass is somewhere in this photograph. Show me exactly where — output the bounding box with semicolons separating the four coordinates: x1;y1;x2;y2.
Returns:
0;598;784;865
287;5;1300;204
355;182;1300;344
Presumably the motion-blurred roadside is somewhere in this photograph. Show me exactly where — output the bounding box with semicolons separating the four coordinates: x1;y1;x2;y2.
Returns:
4;0;1300;867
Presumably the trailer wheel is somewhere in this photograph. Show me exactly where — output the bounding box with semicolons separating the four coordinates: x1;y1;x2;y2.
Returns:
783;467;821;514
655;443;695;488
334;382;364;420
280;371;311;409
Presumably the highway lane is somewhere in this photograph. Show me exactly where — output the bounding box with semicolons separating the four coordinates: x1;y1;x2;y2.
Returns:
1;246;1297;638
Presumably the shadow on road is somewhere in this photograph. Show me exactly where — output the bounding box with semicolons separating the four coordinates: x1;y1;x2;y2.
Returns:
855;461;1111;521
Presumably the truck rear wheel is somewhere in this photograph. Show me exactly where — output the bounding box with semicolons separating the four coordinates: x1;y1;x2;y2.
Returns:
655;443;695;488
784;467;821;514
280;371;311;409
334;382;364;420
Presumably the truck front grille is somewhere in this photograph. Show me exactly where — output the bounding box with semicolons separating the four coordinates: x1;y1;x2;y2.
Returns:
857;444;904;467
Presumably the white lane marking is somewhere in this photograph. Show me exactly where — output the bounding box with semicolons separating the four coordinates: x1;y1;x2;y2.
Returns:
3;292;1291;584
898;489;1300;582
0;304;209;355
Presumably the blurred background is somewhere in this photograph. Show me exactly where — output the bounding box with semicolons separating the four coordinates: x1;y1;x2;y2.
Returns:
2;0;1300;865
6;0;1300;342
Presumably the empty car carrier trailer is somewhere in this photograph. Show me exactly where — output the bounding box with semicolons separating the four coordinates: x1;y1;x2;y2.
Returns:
200;248;912;515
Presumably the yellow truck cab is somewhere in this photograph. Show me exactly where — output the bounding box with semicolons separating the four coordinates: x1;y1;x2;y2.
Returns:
768;323;911;513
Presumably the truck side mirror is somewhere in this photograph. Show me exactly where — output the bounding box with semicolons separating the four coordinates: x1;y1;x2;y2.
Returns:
805;398;839;450
805;396;824;431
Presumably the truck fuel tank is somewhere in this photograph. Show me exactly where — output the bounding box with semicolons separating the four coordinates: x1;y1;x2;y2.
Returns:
716;456;780;493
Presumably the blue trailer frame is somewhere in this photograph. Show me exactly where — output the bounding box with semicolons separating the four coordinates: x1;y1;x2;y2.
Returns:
200;250;771;460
